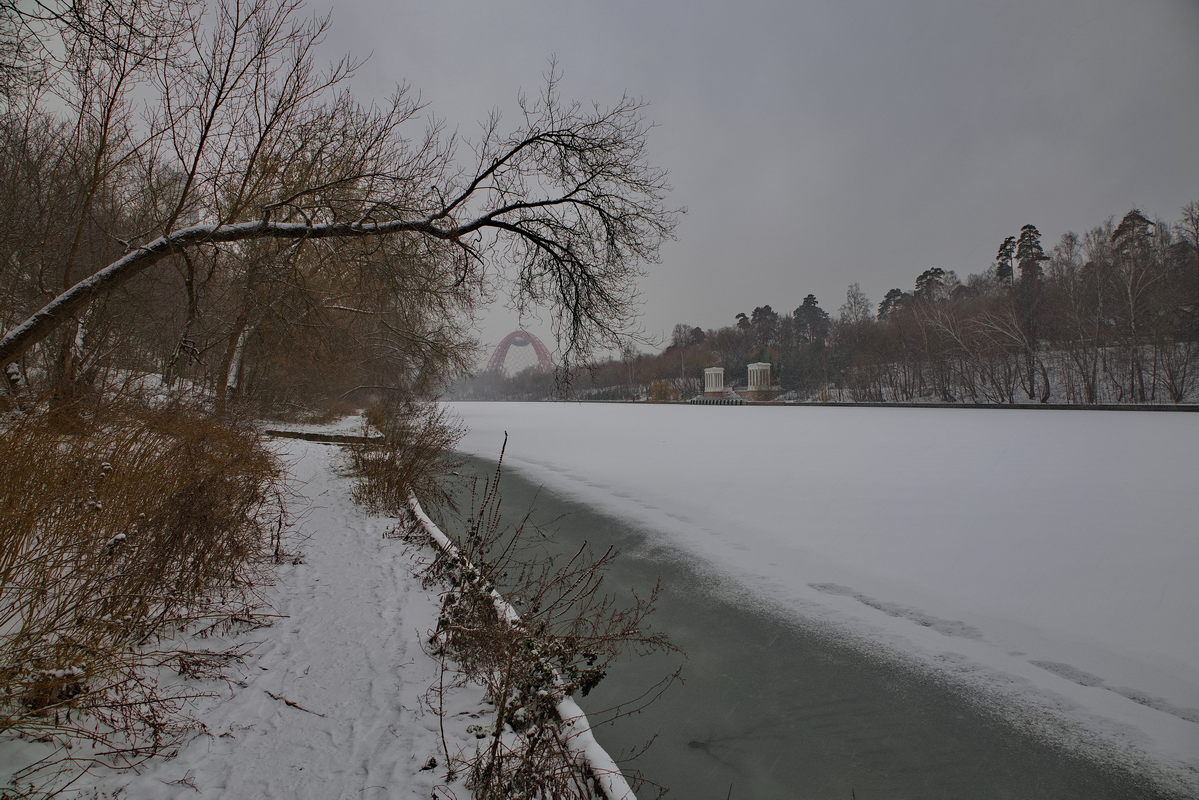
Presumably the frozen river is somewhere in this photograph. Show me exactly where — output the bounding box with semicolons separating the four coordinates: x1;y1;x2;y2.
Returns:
443;402;1199;797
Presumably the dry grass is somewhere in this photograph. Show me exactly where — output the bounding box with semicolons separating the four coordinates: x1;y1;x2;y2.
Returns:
350;401;464;511
0;402;283;793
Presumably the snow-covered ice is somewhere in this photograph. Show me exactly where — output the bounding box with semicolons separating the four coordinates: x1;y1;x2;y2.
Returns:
447;401;1199;789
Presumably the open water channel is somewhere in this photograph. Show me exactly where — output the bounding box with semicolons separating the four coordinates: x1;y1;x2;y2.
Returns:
437;454;1188;800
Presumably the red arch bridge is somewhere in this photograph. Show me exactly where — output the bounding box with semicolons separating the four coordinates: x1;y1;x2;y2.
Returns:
487;330;554;374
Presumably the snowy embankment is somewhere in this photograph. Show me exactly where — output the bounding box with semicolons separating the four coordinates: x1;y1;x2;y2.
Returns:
447;401;1199;788
84;429;485;798
406;495;635;800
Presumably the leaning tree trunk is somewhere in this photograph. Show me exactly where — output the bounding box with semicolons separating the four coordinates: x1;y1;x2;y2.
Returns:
215;314;253;416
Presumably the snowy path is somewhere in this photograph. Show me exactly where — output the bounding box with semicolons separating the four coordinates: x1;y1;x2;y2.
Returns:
91;434;482;799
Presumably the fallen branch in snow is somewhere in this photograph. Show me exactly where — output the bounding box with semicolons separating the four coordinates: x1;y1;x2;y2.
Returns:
263;690;326;718
407;493;639;800
264;429;385;445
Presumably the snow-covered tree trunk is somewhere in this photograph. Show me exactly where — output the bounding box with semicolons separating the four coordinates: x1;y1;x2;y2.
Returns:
215;314;253;415
225;324;252;397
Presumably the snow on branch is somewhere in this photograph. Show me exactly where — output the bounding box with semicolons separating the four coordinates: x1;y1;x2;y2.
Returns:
406;493;637;800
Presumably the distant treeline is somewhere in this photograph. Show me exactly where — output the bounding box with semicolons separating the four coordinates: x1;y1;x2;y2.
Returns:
452;204;1199;404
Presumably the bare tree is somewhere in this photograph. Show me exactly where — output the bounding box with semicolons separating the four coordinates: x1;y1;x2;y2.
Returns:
0;0;676;394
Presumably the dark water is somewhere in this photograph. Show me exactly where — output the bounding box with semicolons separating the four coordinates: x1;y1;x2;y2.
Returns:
437;456;1188;800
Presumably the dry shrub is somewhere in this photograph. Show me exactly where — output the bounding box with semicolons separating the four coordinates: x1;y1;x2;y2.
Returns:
350;402;464;510
0;403;283;791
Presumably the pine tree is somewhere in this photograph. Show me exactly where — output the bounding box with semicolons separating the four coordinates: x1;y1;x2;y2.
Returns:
1113;209;1153;255
995;236;1016;284
1014;224;1048;399
793;294;830;343
1110;209;1157;401
750;305;780;349
914;267;947;301
1016;224;1047;283
877;288;907;320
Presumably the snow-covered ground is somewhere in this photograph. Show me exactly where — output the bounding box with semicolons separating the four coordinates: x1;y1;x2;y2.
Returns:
3;416;642;799
447;401;1199;789
76;432;488;799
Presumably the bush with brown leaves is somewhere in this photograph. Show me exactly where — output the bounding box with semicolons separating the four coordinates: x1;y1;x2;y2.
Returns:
0;404;283;793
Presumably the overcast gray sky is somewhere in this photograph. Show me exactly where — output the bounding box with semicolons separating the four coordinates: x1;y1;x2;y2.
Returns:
318;0;1199;360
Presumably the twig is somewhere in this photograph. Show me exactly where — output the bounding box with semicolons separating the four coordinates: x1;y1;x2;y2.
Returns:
437;650;453;777
264;690;326;717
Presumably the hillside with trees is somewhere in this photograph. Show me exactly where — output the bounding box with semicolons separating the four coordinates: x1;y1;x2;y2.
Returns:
457;204;1199;405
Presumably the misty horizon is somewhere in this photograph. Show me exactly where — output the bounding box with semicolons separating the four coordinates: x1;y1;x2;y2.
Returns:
315;0;1199;355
